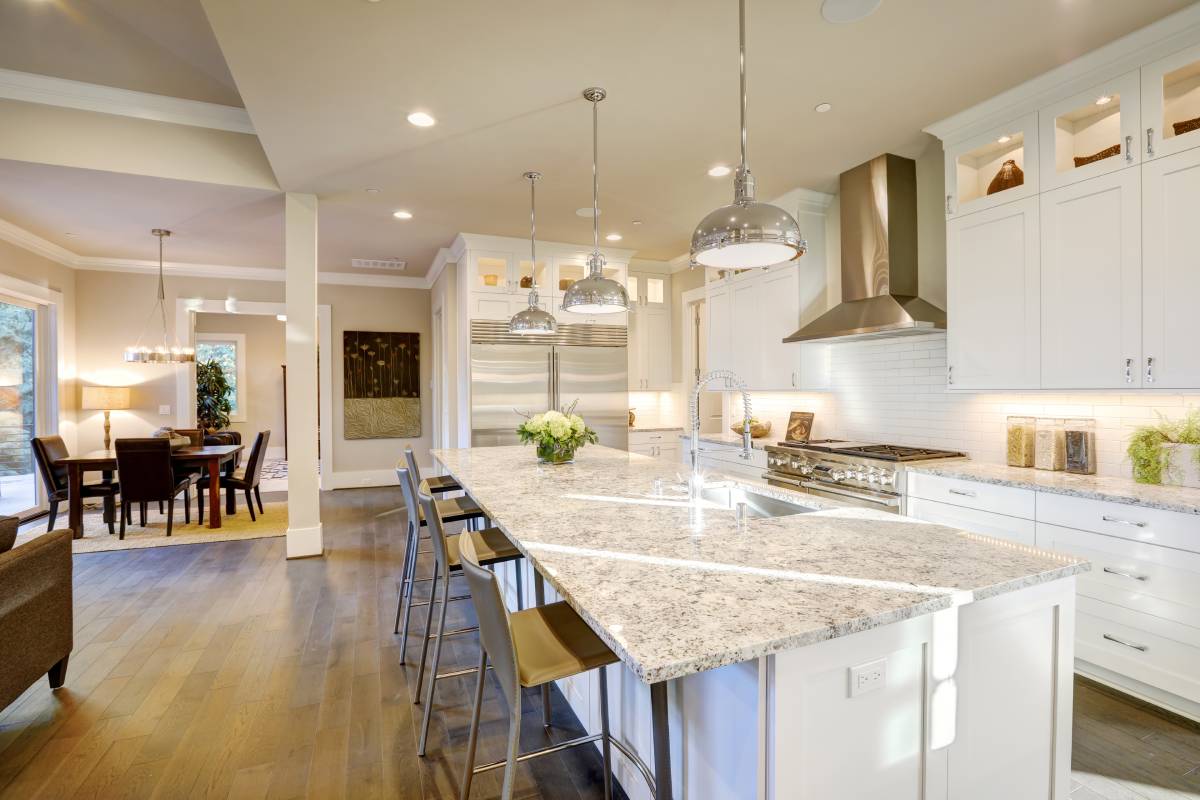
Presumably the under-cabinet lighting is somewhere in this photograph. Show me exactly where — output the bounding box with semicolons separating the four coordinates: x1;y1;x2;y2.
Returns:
1095;95;1113;106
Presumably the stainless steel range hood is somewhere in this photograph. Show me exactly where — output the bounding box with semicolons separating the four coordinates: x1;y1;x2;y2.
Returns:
784;153;945;343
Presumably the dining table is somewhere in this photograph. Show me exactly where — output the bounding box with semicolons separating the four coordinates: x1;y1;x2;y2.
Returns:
55;444;244;539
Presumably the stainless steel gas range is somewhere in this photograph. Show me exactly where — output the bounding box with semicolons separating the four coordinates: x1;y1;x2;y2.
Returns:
764;440;966;514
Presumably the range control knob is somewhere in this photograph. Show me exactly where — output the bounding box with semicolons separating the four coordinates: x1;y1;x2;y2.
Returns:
829;469;847;482
798;462;813;476
877;470;896;487
866;468;879;484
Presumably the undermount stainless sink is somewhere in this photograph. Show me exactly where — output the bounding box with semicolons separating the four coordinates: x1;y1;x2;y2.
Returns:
696;485;815;519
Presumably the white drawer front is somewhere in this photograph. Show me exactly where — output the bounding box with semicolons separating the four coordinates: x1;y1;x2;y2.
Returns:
629;430;675;446
1076;596;1200;704
1036;492;1200;553
907;473;1035;519
1037;522;1200;629
907;497;1036;546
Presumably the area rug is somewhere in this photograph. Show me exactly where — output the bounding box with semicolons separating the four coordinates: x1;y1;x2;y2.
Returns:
16;502;288;553
261;458;289;480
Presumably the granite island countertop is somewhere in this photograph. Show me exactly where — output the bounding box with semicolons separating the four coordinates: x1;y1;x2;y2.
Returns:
432;445;1087;685
908;461;1200;516
679;431;771;450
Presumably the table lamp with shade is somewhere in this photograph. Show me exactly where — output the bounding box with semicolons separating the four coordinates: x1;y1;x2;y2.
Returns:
82;386;131;450
0;369;21;410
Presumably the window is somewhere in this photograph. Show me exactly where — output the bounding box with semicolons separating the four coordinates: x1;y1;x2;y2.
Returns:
195;333;247;422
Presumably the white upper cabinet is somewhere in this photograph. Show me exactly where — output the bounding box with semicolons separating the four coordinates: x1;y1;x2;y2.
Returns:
627;270;672;391
1040;168;1142;389
1142;146;1200;388
945;113;1039;218
946;196;1041;390
705;278;734;376
1142;42;1200;162
1039;71;1142;191
469;251;515;293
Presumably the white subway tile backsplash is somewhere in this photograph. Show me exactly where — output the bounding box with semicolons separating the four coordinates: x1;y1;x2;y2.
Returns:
729;332;1200;479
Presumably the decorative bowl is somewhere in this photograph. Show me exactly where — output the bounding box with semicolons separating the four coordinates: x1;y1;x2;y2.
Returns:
730;420;772;438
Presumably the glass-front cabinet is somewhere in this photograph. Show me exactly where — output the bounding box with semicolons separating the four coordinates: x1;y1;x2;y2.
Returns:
1143;42;1200;161
626;272;666;308
469;252;514;294
1038;71;1141;190
945;113;1038;217
515;259;550;293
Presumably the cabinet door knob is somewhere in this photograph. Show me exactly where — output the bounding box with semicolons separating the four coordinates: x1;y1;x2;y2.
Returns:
1125;135;1133;163
1145;356;1154;384
1146;127;1155;157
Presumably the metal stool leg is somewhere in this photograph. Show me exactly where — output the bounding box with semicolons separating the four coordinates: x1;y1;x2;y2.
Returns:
411;561;440;703
459;648;488;800
515;562;524;610
599;666;613;800
535;571;551;727
398;522;425;662
396;519;418;635
418;569;452;755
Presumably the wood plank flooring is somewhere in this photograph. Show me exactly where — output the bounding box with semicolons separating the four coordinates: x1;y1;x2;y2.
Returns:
0;486;1197;799
0;488;623;800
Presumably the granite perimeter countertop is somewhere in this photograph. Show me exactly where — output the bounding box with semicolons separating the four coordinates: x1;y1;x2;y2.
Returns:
908;461;1200;516
628;426;685;433
432;445;1087;684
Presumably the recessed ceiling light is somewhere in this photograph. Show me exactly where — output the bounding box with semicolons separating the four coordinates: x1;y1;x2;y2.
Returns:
605;233;622;241
707;164;732;177
632;219;643;226
392;210;413;219
365;188;380;194
406;111;436;127
814;102;833;113
821;0;882;24
997;135;1012;144
64;232;79;238
576;207;600;218
1095;95;1113;106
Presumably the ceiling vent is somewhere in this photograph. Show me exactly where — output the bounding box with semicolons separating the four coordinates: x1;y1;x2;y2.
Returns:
351;258;407;271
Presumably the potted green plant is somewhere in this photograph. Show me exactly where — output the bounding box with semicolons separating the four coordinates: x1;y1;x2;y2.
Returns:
516;401;598;464
1126;408;1200;487
196;359;232;434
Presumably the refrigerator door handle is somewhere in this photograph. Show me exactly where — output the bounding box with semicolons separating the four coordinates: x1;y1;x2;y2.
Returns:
552;349;560;408
547;351;554;410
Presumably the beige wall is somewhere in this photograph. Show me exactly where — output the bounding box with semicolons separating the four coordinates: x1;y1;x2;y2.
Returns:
194;311;285;453
71;269;431;480
0;240;78;444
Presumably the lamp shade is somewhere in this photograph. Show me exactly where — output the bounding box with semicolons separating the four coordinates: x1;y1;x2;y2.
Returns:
82;386;131;411
0;368;21;387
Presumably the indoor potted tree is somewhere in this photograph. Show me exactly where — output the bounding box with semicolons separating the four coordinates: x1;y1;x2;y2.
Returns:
196;360;233;434
1127;408;1200;487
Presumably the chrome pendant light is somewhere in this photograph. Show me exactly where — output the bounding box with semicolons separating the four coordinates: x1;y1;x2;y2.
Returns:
561;87;630;315
124;229;196;364
690;0;806;269
509;171;557;335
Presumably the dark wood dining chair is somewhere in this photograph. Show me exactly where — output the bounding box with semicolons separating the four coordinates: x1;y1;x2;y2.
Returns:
31;435;119;535
170;428;206;522
205;430;269;521
113;438;193;539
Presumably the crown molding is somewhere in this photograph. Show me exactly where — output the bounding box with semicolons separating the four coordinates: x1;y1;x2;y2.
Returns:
0;68;255;134
424;247;455;288
925;3;1200;143
0;216;429;289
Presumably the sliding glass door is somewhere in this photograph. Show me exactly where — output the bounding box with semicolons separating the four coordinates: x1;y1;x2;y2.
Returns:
0;295;39;518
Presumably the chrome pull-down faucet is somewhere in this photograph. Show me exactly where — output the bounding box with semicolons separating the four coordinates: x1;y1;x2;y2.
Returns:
688;370;754;495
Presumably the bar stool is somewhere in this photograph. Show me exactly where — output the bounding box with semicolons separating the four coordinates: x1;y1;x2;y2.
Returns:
405;445;461;495
453;528;658;800
394;462;487;661
412;482;525;757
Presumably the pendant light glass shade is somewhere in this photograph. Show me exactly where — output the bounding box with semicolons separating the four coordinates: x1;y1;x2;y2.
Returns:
509;171;557;335
124;229;196;364
690;0;806;269
562;87;629;315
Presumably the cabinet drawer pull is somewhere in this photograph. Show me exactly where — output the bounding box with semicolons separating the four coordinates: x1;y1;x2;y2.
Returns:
947;488;976;498
1145;356;1154;384
1125;135;1133;163
1124;358;1133;383
1103;633;1147;653
1101;515;1146;528
946;194;953;215
1102;566;1148;582
1146;127;1155;157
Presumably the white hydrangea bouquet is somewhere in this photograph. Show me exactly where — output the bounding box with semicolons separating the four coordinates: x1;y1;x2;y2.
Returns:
516;400;598;464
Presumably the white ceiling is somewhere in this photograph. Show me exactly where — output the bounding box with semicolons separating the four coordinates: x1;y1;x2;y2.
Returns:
1;0;1194;275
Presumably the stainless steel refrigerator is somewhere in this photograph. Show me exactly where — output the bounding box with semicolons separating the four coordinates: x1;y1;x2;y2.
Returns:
470;322;628;450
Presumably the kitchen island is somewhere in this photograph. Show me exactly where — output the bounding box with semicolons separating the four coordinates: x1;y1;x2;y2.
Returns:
432;445;1088;800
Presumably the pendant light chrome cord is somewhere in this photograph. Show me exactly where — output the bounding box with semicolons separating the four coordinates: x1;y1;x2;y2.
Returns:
509;172;557;334
689;0;805;269
561;88;629;314
124;229;196;363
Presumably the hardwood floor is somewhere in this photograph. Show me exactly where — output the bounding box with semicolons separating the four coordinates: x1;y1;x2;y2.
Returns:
1;486;1197;799
0;488;623;800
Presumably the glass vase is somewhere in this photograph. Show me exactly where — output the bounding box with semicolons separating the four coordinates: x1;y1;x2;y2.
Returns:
536;441;577;465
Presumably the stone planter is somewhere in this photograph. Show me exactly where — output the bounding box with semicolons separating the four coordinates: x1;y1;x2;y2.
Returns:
1162;443;1200;488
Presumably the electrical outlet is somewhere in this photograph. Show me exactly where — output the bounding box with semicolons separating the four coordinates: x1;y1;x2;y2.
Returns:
158;405;171;416
849;658;887;697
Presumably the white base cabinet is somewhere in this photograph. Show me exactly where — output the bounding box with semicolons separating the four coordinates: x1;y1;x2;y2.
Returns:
628;429;681;461
907;471;1200;722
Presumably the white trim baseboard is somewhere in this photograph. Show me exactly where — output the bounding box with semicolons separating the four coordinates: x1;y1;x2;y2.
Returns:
0;67;255;134
325;469;403;490
285;523;324;559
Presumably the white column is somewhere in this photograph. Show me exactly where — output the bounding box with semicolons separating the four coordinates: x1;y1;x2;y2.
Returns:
284;192;323;558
